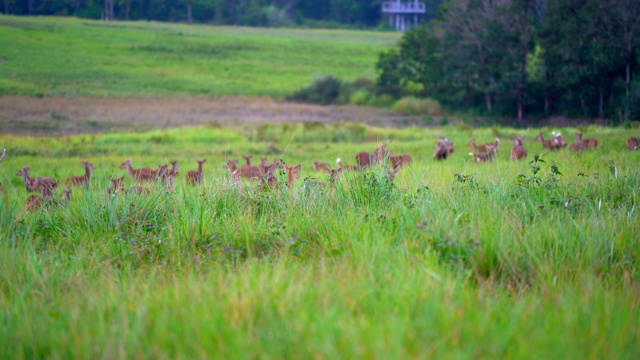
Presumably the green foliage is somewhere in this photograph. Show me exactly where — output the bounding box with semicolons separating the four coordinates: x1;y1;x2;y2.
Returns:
392;96;443;116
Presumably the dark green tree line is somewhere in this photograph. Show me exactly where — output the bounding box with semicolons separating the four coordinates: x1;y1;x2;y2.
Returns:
377;0;640;122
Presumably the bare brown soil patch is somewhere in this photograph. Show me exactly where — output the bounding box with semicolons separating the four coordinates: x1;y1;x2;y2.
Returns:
0;96;418;135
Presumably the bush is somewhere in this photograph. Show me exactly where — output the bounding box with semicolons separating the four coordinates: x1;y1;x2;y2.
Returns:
392;97;443;116
287;75;342;105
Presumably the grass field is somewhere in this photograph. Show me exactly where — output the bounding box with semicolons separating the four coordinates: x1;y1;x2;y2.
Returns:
1;124;639;358
1;14;639;359
0;15;399;97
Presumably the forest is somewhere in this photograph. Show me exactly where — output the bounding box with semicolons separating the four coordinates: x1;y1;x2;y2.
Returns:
377;0;640;122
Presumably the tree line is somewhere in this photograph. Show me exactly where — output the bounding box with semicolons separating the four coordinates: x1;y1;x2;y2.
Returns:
377;0;640;122
2;0;443;27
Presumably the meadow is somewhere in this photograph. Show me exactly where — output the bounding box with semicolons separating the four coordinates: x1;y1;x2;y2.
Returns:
1;15;639;359
1;123;639;358
0;15;399;97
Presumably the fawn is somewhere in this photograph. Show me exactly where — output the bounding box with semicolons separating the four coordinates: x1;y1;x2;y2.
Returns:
107;176;125;195
469;143;498;163
186;159;207;186
570;133;586;152
626;137;640;150
16;166;56;193
119;159;157;183
284;164;302;189
434;136;454;160
65;161;96;187
510;136;527;160
25;178;60;211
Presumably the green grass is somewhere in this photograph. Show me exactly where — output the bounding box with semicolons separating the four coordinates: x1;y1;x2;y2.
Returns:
0;16;400;97
1;124;639;357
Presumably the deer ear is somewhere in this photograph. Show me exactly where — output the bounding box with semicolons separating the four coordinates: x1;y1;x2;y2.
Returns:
294;164;301;171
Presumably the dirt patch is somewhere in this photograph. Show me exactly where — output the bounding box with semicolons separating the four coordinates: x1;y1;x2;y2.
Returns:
0;96;426;135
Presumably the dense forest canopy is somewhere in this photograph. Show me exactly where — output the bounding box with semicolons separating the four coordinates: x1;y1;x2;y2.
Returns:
1;0;444;27
377;0;640;122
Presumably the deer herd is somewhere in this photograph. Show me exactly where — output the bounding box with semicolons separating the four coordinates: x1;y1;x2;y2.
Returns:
1;132;639;212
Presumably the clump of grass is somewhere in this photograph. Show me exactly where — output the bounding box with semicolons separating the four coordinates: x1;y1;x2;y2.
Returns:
392;96;443;116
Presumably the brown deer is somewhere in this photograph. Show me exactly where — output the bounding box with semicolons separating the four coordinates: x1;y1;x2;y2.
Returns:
186;159;207;186
434;136;454;160
168;160;179;177
570;133;586;152
535;133;556;150
467;138;491;154
510;136;527;161
60;188;72;203
469;144;498;164
389;152;412;168
25;178;59;211
119;159;157;183
372;141;390;165
224;159;239;174
626;137;640;150
16;166;56;193
313;161;330;173
583;136;598;149
283;164;302;189
355;151;371;169
323;167;344;182
552;131;568;148
65;161;96;188
337;158;359;171
107;176;125;195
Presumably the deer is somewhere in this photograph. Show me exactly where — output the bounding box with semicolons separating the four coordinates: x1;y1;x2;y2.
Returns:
283;164;302;189
469;143;498;164
119;159;157;183
389;152;412;169
25;178;59;211
355;151;371;169
583;135;598;149
535;133;556;150
510;136;527;161
16;166;57;193
626;137;640;150
324;166;344;182
107;176;125;195
570;133;586;152
552;131;567;148
336;158;359;171
467;138;492;154
224;159;239;174
60;188;72;203
168;160;179;177
372;140;390;165
313;161;330;173
242;155;252;166
65;161;96;188
434;136;454;160
186;159;207;186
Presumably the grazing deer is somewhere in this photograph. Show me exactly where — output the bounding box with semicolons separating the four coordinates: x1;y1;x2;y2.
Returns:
313;161;330;173
434;136;454;160
510;136;527;161
16;166;56;193
337;158;358;171
284;164;302;189
186;159;207;186
65;161;96;188
119;159;157;183
107;176;125;195
570;133;586;152
626;137;640;150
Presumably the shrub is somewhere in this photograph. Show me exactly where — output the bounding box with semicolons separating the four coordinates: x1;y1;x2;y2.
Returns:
392;96;443;116
287;75;342;105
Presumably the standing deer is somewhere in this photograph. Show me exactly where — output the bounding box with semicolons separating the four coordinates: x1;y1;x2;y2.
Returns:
119;159;157;183
65;161;96;188
510;136;527;161
16;166;56;193
283;164;302;189
626;137;640;150
570;133;586;152
469;143;498;163
186;159;207;186
535;133;555;149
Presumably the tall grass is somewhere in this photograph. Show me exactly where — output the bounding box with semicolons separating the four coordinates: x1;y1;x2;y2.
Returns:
1;124;639;357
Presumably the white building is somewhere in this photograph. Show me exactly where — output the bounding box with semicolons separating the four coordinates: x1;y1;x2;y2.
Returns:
382;0;426;31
